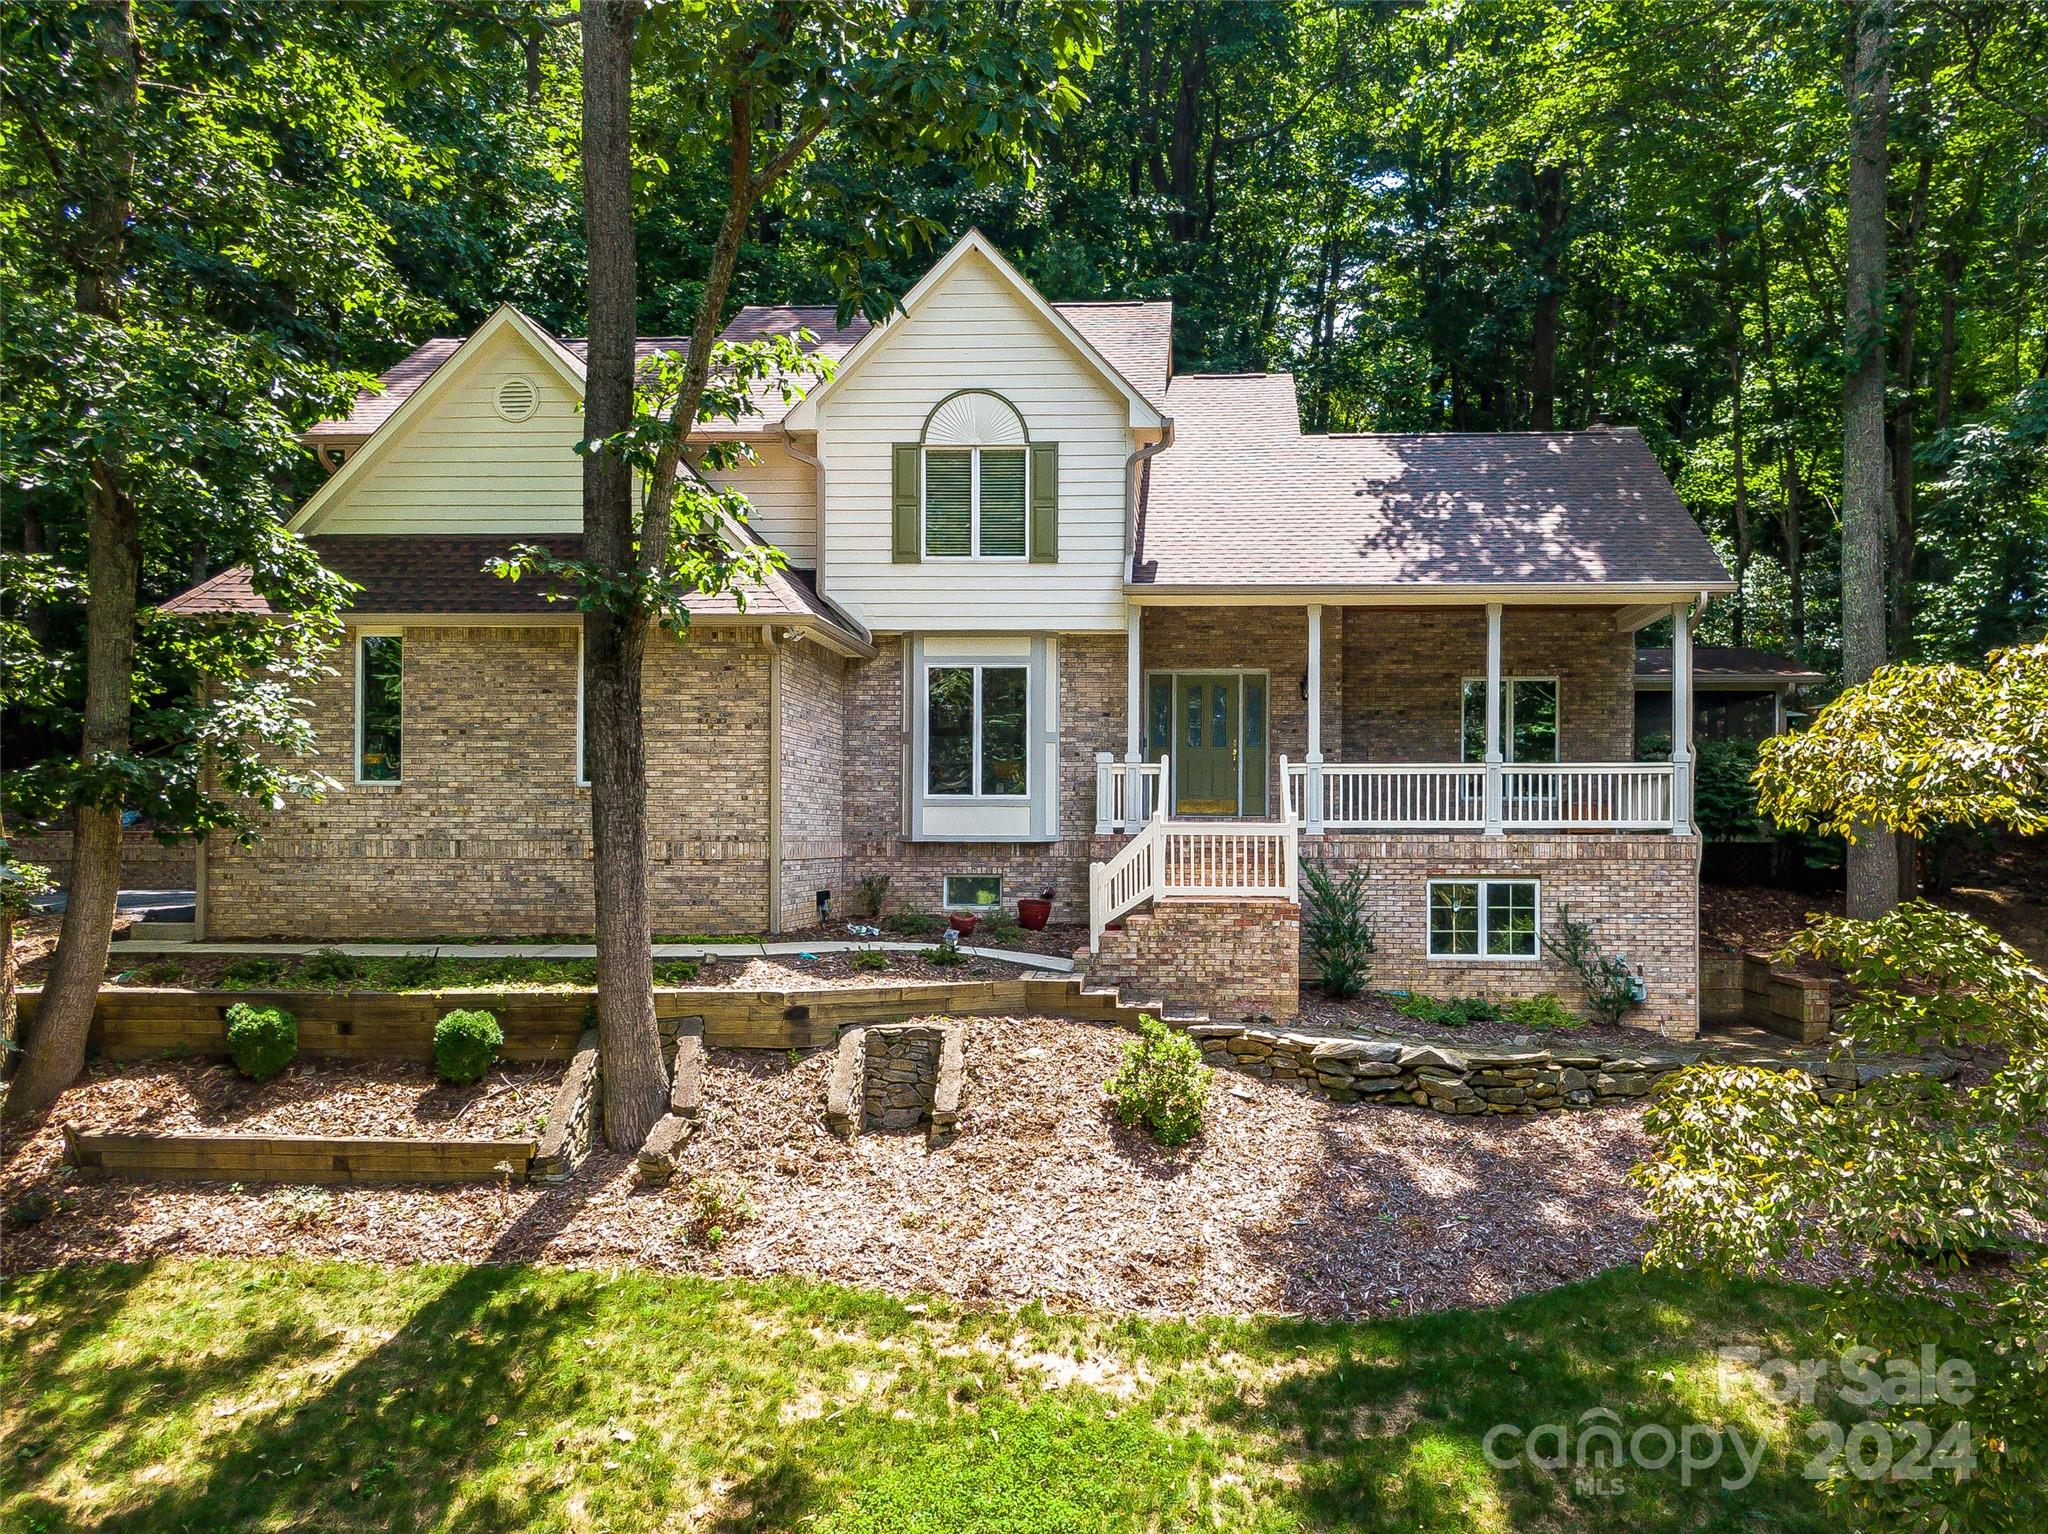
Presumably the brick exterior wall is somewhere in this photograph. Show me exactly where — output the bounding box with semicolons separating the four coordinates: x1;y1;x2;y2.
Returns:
204;623;777;939
1303;831;1700;1038
841;634;1122;919
1089;897;1300;1022
9;828;195;892
1340;605;1634;761
776;635;848;929
1138;605;1344;812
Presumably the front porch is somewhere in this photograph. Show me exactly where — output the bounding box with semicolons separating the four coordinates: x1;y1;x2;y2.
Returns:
1093;599;1701;837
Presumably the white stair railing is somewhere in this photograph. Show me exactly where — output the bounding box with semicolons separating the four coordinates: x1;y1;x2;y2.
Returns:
1092;753;1167;833
1088;754;1302;952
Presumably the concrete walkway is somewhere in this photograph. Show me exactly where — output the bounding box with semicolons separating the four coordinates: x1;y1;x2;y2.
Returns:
107;934;1076;974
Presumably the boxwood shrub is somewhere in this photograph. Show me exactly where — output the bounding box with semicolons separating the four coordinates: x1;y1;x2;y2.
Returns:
434;1008;504;1085
223;1003;297;1080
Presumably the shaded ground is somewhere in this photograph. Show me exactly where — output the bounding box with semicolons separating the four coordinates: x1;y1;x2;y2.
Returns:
0;1015;1751;1318
0;1257;1890;1534
9;1056;558;1141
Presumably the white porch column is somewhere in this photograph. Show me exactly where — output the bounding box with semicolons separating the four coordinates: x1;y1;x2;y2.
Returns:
1304;604;1325;833
1123;602;1143;830
1483;602;1504;834
1671;600;1694;835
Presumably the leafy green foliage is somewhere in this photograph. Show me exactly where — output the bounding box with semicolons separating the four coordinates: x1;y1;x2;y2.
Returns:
686;1173;756;1248
1300;860;1376;998
222;1003;296;1081
1541;904;1639;1028
1505;993;1581;1031
1758;642;2048;840
651;960;700;986
855;874;891;920
1103;1015;1211;1147
295;949;362;988
432;1009;503;1086
918;945;965;968
219;957;284;989
1391;993;1499;1029
849;949;893;974
1640;648;2048;1528
884;913;944;938
1691;737;1768;841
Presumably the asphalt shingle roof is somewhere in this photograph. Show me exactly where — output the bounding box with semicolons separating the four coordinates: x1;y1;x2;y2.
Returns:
1135;373;1731;591
160;534;870;648
1635;646;1824;684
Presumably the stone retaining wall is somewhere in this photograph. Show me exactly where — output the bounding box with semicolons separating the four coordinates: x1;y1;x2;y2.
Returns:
1187;1021;1953;1114
825;1020;965;1142
529;1028;601;1183
1088;897;1300;1022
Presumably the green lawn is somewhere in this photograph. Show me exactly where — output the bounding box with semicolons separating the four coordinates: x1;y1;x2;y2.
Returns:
0;1259;1862;1532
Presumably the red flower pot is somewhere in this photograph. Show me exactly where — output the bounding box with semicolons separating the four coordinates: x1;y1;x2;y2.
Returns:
948;913;979;937
1016;897;1053;932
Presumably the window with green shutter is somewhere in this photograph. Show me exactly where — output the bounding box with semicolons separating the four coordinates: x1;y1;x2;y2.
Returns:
923;450;972;556
914;391;1049;561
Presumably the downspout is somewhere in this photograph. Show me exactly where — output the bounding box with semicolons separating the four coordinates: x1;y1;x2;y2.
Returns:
1122;419;1175;584
765;627;783;937
783;431;826;596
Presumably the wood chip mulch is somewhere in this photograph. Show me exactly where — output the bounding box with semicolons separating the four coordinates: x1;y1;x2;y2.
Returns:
3;1057;558;1148
1294;992;1683;1053
0;1016;1829;1320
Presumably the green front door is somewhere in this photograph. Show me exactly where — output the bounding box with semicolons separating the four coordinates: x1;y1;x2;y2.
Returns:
1174;673;1240;815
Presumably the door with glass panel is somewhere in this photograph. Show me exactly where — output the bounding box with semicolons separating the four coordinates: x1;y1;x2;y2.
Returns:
1461;677;1560;818
1146;672;1270;818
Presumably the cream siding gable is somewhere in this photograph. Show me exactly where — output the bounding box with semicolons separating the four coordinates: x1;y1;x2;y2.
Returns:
701;440;818;567
302;325;585;535
816;255;1133;633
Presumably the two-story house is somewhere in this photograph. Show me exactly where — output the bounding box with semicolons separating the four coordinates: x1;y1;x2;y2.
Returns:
167;232;1731;1036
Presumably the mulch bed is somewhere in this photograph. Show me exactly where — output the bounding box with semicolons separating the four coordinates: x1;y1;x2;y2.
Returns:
1700;882;1842;958
3;1057;558;1151
0;1015;1839;1319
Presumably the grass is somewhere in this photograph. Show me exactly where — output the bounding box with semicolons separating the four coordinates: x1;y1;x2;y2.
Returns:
0;1258;1870;1532
198;952;702;993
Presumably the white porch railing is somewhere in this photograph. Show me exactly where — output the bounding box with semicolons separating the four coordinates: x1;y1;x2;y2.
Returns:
1088;754;1300;951
1283;760;1683;833
1092;753;1167;834
1499;763;1675;830
1286;762;1486;830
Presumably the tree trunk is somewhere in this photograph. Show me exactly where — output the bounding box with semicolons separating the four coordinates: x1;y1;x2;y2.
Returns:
1729;332;1751;645
1528;163;1566;430
7;1;143;1121
1841;0;1899;919
578;0;667;1152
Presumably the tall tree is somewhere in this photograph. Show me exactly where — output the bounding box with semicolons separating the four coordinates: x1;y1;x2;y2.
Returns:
519;0;1105;1148
0;1;434;1115
1841;0;1899;917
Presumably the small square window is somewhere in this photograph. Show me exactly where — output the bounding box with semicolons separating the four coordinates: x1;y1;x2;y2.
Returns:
1428;879;1539;960
943;875;1002;910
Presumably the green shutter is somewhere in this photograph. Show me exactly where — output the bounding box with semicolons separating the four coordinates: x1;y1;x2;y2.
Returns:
891;443;920;562
1029;442;1059;562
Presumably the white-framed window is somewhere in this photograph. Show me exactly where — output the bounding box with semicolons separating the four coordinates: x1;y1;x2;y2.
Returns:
354;630;403;784
1460;676;1559;763
575;630;589;786
1427;878;1540;960
923;445;1029;559
943;874;1002;910
924;662;1029;798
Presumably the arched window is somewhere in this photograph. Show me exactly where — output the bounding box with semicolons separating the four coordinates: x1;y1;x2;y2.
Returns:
919;390;1029;558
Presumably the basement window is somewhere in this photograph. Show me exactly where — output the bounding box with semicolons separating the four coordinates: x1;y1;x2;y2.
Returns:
943;875;1002;911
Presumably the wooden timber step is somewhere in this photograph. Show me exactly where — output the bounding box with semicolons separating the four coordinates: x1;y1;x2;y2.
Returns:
62;1126;536;1186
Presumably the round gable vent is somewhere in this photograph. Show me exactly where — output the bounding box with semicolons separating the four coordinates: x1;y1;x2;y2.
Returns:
495;375;538;422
